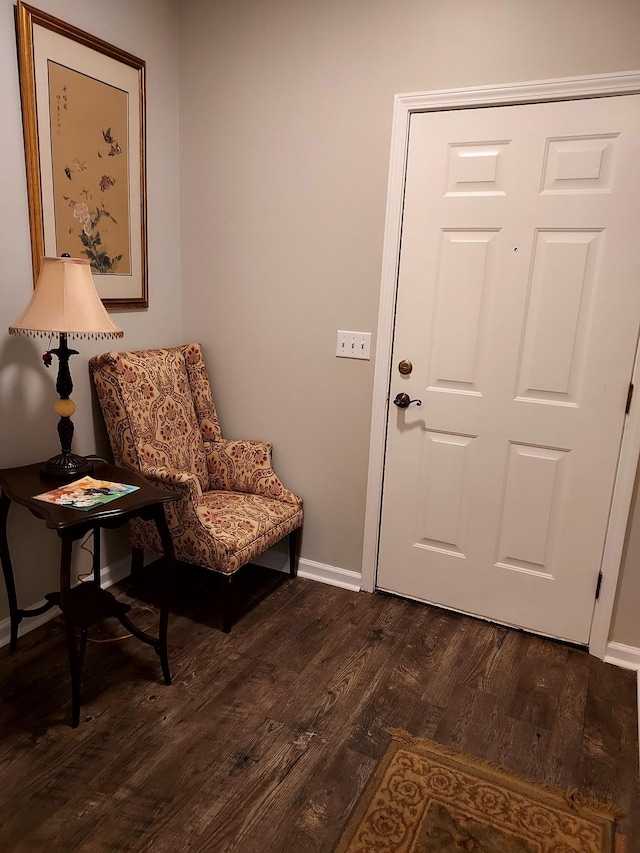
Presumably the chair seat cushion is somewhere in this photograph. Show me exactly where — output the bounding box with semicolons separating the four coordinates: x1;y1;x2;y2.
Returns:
195;491;303;574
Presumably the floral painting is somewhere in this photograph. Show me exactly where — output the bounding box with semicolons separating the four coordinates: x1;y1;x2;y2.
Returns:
48;61;131;275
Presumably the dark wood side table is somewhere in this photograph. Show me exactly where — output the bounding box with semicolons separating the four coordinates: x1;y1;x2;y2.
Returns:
0;459;177;728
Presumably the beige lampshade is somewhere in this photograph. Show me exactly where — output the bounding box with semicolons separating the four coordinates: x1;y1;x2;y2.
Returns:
9;256;123;339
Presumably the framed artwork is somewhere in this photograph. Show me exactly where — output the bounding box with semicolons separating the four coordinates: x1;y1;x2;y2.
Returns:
15;1;148;308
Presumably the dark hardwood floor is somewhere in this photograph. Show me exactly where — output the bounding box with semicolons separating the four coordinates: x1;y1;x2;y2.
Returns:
0;569;638;851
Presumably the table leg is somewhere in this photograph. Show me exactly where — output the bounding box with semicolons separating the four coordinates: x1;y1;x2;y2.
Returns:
59;534;82;728
0;491;19;651
153;508;175;686
92;525;101;586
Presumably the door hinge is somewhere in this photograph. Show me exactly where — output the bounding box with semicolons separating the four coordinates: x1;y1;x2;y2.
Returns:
595;571;603;601
626;383;634;414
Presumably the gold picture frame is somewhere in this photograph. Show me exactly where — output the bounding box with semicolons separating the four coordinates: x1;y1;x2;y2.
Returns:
15;1;148;308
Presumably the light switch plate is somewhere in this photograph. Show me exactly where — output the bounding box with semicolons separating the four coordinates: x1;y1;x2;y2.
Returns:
336;330;371;360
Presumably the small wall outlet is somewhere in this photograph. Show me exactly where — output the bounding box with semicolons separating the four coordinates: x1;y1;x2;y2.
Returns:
336;330;372;360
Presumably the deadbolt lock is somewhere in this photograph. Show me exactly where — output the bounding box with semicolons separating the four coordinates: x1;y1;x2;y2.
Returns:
398;359;413;375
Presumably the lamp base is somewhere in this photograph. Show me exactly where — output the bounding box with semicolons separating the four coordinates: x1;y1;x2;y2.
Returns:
40;452;93;480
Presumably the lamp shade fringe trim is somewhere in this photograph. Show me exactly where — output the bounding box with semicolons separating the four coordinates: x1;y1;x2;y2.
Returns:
9;328;123;340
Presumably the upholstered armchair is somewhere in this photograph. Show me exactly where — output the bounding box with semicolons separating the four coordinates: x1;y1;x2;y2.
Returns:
89;343;303;631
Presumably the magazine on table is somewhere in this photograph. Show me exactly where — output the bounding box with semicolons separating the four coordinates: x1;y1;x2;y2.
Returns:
34;475;139;511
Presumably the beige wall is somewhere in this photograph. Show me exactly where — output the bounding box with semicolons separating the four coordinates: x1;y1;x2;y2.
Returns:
177;0;640;645
1;0;639;650
0;0;181;617
613;463;640;647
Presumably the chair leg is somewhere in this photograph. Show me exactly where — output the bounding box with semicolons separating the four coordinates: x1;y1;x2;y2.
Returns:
129;546;144;595
220;574;235;634
131;546;144;574
289;527;301;578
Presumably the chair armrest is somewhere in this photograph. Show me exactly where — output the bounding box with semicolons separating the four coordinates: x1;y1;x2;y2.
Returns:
139;464;204;506
204;439;302;505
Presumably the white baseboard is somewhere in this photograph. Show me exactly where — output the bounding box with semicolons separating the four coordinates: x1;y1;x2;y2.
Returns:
298;558;361;591
252;549;362;592
0;556;131;650
604;641;640;672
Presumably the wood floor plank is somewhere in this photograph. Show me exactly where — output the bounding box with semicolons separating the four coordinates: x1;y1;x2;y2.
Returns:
580;653;640;844
345;600;451;760
231;582;362;672
508;635;569;731
542;645;591;787
269;742;376;853
433;682;502;752
0;576;637;852
125;718;323;853
269;592;406;734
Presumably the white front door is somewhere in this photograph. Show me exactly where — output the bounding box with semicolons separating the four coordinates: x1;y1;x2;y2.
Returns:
377;95;640;645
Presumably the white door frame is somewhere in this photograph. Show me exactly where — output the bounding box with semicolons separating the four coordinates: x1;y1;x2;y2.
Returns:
362;71;640;658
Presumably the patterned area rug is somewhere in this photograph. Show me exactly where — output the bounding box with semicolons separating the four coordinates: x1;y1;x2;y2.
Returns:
335;729;624;853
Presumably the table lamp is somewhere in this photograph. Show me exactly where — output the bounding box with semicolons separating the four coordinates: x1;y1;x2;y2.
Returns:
9;255;124;479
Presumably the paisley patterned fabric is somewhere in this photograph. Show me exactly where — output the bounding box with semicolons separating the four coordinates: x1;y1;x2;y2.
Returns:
89;343;303;575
